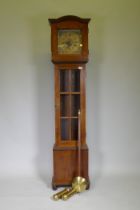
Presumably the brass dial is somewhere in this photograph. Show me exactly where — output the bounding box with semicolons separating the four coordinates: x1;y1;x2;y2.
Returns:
58;29;82;54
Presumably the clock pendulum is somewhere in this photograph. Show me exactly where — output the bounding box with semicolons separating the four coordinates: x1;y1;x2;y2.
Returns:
48;15;90;190
52;110;88;200
61;110;88;200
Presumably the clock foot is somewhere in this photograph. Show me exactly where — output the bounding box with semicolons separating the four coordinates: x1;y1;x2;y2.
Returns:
52;183;57;190
86;182;90;190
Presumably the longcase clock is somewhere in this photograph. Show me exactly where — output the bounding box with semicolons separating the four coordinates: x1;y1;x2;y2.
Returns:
49;16;90;189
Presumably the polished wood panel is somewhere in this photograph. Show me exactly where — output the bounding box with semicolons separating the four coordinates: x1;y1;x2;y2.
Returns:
52;145;89;189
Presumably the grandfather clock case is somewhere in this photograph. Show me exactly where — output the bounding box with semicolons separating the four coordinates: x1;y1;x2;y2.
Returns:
49;16;90;189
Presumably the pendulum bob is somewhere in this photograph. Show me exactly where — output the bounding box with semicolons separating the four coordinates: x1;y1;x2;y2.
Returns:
72;176;88;192
62;176;88;200
52;188;71;201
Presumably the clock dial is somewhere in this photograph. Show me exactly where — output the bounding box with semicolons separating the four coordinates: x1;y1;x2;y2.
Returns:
58;29;82;54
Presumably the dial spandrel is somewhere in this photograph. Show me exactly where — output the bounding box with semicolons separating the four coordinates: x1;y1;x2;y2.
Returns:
58;29;82;54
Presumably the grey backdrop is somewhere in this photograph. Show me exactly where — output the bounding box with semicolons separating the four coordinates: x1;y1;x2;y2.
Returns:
0;0;140;181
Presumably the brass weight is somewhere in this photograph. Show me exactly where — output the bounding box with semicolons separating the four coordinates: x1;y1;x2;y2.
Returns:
52;176;88;201
62;188;76;200
62;176;88;200
52;188;70;200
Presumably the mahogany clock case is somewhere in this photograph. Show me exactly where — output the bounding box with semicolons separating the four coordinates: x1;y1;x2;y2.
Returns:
49;16;90;189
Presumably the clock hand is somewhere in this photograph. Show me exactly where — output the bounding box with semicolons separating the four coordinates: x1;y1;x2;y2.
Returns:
66;41;72;47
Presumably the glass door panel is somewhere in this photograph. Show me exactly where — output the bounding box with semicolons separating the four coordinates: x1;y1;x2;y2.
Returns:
71;119;78;140
71;69;80;92
60;70;69;92
71;94;80;116
61;119;70;140
60;95;70;116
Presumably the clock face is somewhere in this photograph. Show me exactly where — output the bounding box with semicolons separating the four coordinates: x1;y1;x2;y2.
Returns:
58;29;82;54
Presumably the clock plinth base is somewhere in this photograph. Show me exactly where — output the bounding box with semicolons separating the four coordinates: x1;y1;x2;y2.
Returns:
52;145;89;189
52;179;90;190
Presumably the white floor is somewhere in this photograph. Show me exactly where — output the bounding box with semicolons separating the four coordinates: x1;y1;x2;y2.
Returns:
0;175;140;210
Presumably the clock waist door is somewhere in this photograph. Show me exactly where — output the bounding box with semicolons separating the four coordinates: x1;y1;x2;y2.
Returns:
55;63;86;148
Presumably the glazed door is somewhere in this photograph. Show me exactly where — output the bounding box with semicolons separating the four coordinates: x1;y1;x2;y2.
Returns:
55;64;86;147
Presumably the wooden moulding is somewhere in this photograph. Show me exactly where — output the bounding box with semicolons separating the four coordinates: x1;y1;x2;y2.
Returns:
49;15;90;24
